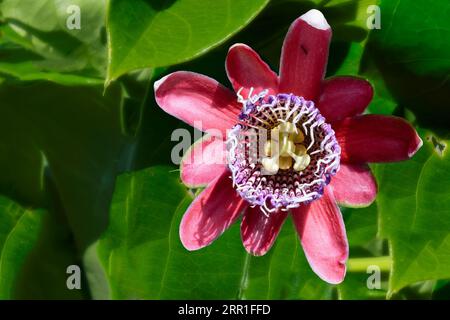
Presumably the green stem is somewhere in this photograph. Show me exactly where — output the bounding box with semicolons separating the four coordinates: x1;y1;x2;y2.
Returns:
237;254;251;300
347;256;392;273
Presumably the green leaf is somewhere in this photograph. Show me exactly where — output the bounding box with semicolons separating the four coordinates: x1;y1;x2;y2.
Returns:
0;80;131;298
0;194;86;299
0;196;45;298
373;133;450;295
0;47;104;85
0;0;107;81
106;0;270;82
363;0;450;127
0;65;189;298
372;0;449;77
343;203;378;248
98;166;332;299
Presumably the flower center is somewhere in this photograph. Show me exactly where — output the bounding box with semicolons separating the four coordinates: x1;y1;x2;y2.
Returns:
261;121;311;174
227;89;341;214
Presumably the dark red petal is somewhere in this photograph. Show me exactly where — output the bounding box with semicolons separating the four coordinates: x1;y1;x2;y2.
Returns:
226;43;278;97
318;76;374;122
291;188;348;284
154;71;240;136
330;163;377;207
334;115;423;163
180;170;247;250
181;134;227;188
241;207;287;256
279;9;331;100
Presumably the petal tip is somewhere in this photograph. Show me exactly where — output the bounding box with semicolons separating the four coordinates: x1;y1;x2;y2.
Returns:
408;135;423;158
179;236;201;251
324;262;347;285
243;245;267;257
179;170;207;189
337;198;376;209
300;9;330;30
179;219;205;251
153;73;170;93
310;256;347;285
307;253;348;284
179;210;206;251
228;42;249;52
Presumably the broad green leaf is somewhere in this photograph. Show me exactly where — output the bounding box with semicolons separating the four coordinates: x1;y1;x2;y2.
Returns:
371;0;450;77
0;196;45;298
363;0;450;127
0;43;103;86
0;66;187;298
343;203;378;248
0;81;132;298
98;166;332;299
106;0;270;82
374;133;450;295
0;0;107;81
0;81;126;247
0;194;86;299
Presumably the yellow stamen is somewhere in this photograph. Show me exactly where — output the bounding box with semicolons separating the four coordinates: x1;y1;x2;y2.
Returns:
292;130;305;143
293;154;311;172
295;144;307;156
279;122;296;134
262;157;279;174
279;156;293;170
261;122;310;173
280;135;295;157
264;140;272;157
270;127;280;142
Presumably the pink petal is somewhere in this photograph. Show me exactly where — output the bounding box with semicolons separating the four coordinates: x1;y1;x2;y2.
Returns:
180;170;247;250
334;115;423;163
330;163;377;208
226;43;279;97
279;9;331;100
241;207;288;256
181;134;227;188
154;71;241;136
291;188;348;284
318;76;374;122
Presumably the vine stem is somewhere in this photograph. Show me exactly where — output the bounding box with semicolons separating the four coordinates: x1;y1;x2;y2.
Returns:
347;256;392;273
237;254;251;300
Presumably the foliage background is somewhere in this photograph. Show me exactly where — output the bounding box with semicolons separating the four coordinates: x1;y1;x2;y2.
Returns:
0;0;449;299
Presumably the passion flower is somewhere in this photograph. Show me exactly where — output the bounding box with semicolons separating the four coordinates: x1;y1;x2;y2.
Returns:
154;9;422;284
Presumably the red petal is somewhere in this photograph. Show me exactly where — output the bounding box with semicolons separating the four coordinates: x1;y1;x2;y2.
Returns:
154;71;240;136
181;134;227;188
279;9;331;100
226;43;278;97
291;188;348;284
318;76;373;122
330;163;377;207
334;115;423;163
241;207;287;256
179;171;247;250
